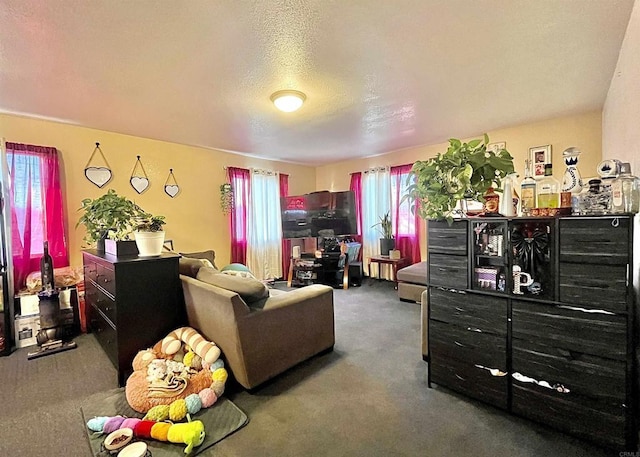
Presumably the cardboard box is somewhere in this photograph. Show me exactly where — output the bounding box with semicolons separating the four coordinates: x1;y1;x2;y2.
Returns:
17;289;72;316
14;314;41;348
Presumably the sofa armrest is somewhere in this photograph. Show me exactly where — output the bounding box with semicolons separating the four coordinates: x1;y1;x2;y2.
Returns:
261;284;334;311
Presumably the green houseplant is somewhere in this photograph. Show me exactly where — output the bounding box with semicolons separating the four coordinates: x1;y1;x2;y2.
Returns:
76;189;146;247
404;134;515;223
133;212;167;257
372;211;395;255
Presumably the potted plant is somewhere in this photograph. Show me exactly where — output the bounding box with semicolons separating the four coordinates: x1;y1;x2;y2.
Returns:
372;211;394;256
133;212;166;257
404;134;515;224
76;189;145;254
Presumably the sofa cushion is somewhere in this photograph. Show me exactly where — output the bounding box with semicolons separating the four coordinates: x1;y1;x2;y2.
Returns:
180;250;218;270
196;266;269;304
179;257;215;278
396;261;428;285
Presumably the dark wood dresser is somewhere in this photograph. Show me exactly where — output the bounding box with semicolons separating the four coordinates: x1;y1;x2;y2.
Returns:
83;250;184;386
427;215;639;450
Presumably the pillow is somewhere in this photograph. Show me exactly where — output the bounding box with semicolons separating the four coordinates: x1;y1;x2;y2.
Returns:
220;263;251;273
196;267;269;304
179;250;217;269
179;257;215;278
221;269;257;280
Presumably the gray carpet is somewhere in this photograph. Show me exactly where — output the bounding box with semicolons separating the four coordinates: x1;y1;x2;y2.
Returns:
0;279;611;456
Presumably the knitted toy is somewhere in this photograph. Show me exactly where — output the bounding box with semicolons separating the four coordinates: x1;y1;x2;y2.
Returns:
87;415;205;454
125;327;227;414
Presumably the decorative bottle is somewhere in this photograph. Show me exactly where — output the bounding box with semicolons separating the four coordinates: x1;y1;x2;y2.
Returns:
611;162;640;214
40;240;55;292
537;164;560;208
500;173;518;217
561;147;583;194
520;161;537;215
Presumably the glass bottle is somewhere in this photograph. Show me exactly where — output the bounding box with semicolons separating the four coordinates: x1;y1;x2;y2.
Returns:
611;162;640;213
537;164;560;208
520;160;537;215
40;240;55;292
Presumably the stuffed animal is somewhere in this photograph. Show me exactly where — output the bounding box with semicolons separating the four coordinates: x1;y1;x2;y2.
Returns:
87;415;205;454
125;327;227;414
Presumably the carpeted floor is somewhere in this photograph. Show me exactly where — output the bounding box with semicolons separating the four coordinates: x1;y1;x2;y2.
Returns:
0;278;612;456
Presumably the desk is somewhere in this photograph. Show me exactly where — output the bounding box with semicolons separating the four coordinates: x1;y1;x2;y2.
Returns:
368;255;409;288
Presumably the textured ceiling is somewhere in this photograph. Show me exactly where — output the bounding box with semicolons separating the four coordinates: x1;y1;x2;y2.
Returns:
0;0;634;165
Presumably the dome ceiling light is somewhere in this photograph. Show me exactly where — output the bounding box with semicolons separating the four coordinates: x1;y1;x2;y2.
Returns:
270;90;306;112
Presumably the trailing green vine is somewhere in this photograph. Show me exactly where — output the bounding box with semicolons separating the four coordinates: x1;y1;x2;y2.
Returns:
220;183;234;215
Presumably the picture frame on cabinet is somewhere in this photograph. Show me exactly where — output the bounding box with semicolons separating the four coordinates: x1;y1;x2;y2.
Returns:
529;144;552;179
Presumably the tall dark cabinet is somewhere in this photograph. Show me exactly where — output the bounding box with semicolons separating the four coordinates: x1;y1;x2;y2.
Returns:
426;215;639;450
83;250;185;386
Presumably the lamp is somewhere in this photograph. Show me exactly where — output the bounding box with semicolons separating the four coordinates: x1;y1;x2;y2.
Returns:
270;90;306;112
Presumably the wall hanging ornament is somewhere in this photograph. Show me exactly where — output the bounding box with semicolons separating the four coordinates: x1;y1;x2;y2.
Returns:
84;142;113;188
220;183;234;215
130;155;150;194
164;168;180;198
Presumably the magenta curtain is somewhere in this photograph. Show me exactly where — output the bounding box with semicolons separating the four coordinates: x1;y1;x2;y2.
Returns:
391;164;420;264
228;167;250;265
6;142;69;292
279;174;290;280
349;172;363;258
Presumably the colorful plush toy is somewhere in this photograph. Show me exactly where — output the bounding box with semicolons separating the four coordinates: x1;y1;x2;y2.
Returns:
87;415;205;454
125;327;227;414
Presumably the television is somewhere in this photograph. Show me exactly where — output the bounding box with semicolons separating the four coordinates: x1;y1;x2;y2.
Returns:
281;190;357;239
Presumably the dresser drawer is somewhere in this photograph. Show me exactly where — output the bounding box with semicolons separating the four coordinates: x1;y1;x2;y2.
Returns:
85;282;117;327
95;262;116;297
88;304;117;367
559;262;628;313
512;382;626;449
430;289;507;336
512;300;627;360
428;220;467;255
512;337;626;407
430;320;506;370
559;217;629;265
428;254;468;289
430;353;507;410
84;259;98;283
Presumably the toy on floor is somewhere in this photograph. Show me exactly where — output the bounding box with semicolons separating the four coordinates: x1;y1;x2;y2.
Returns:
87;415;205;454
125;326;228;414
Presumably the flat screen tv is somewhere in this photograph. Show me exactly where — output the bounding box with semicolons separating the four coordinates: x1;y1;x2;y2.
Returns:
281;190;357;239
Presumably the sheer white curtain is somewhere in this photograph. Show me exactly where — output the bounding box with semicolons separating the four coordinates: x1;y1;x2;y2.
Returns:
362;167;391;279
246;169;283;280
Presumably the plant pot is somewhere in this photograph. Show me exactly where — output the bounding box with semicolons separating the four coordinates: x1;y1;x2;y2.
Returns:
105;239;139;256
379;238;395;256
134;231;165;257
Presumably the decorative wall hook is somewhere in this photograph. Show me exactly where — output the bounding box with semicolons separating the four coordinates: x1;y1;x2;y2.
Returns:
164;168;180;198
130;155;150;194
84;142;113;188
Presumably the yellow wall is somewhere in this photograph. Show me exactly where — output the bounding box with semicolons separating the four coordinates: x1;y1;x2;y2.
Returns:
316;110;603;260
0;113;317;268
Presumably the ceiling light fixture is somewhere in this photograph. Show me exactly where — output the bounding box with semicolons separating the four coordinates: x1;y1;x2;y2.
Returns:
270;90;306;112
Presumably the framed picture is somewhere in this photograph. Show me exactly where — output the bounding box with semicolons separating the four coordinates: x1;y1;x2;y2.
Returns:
487;142;506;154
529;145;552;178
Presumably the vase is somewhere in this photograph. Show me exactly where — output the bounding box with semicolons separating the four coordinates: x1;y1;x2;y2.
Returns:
134;231;165;257
379;238;395;256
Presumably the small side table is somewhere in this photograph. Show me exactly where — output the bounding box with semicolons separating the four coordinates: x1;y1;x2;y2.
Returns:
368;255;409;289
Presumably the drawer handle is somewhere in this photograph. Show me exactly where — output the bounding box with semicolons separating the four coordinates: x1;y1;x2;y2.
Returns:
454;306;465;312
454;340;467;348
454;373;466;381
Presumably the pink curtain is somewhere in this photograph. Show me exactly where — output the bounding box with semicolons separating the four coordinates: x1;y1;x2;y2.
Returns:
349;172;363;259
228;167;250;265
391;164;420;264
6;142;69;292
279;174;290;280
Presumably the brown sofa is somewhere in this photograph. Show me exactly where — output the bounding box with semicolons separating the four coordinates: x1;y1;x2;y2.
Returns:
179;259;335;390
397;261;428;302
